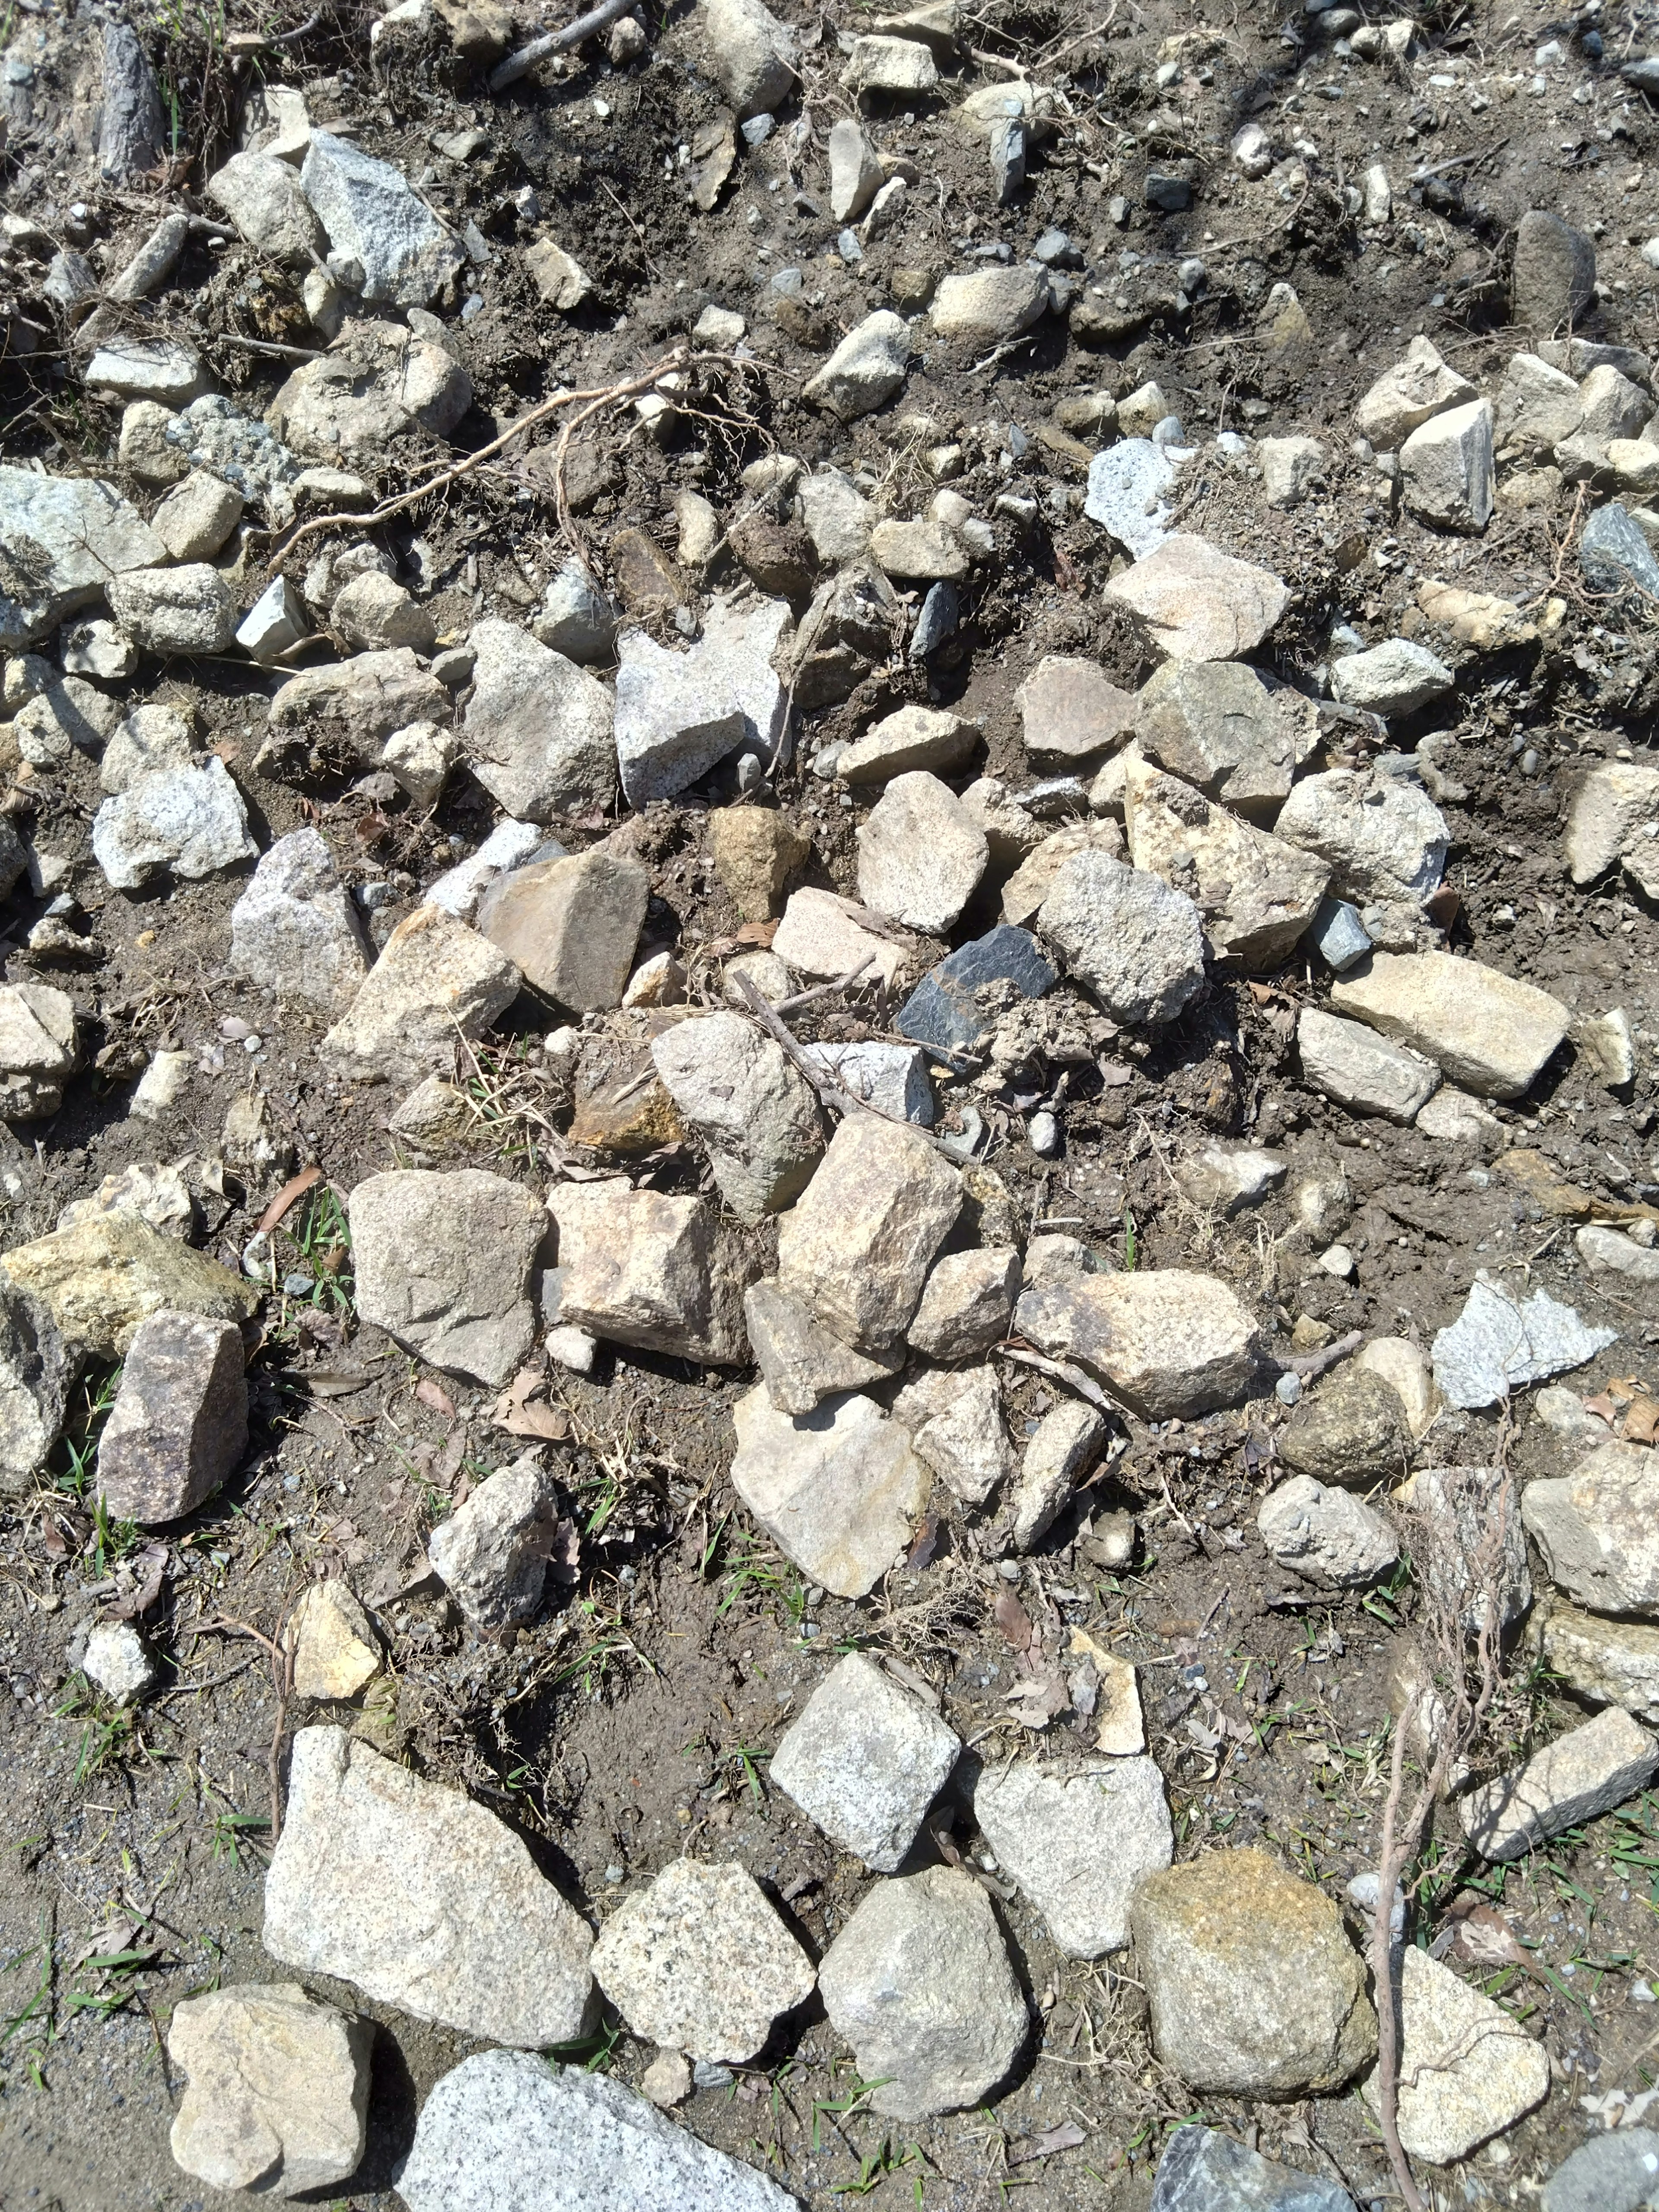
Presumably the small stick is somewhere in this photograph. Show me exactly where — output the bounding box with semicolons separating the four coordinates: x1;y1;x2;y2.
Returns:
489;0;637;91
732;971;965;1159
773;955;876;1014
1275;1327;1363;1380
995;1344;1127;1421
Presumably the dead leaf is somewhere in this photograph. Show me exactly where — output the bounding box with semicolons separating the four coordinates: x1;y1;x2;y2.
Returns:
304;1367;378;1398
734;919;779;947
415;1377;458;1419
992;1590;1034;1650
1010;2122;1087;2164
106;1544;167;1620
1624;1395;1659;1446
1441;1897;1554;1989
496;1400;572;1440
904;1515;940;1572
1005;1650;1069;1729
257;1164;321;1234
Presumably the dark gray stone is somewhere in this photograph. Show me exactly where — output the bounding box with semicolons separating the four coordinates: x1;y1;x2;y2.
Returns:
1622;56;1659;93
1150;2126;1355;2212
896;925;1056;1054
96;1309;248;1524
1582;502;1659;600
1309;897;1372;973
909;582;959;661
99;22;164;183
1145;172;1193;212
1512;208;1595;333
1543;2128;1659;2212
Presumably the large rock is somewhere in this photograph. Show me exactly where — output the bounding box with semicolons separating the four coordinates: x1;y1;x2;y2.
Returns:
803;310;910;420
1512;207;1597;332
207;148;326;260
838;703;978;785
1036;849;1205;1023
1543;1604;1659;1723
350;1169;545;1386
1103;535;1290;662
463;619;616;821
909;1247;1019;1360
267;321;472;458
299;131;464;305
1125;759;1330;969
428;1456;560;1627
398;2050;796;2212
548;1182;750;1363
776;1115;960;1351
1;1214;256;1360
1010;1400;1104;1550
1432;1276;1616;1410
892;1363;1013;1506
1149;2126;1356;2212
1278;1367;1410;1488
264;1726;594;2046
0;982;80;1120
1564;761;1659;884
1130;1847;1376;2096
1522;1443;1659;1614
1399;398;1495;531
0;466;165;647
1014;1271;1264;1419
590;1859;814;2062
973;1756;1173;1958
97;1311;248;1524
167;1984;370;2198
0;1280;73;1496
730;1385;931;1598
106;564;237;655
1258;1476;1398;1587
264;648;451;770
614;599;791;806
1355;335;1476;448
477;848;649;1013
1297;1007;1439;1123
92;760;257;890
1360;1949;1548;2164
651;1014;823;1221
1018;655;1137;767
1276;767;1449;907
1133;658;1297;817
230;828;370;1017
321;905;520;1084
1331;951;1569;1099
698;0;798;117
856;771;987;934
818;1867;1026;2118
770;1651;960;1868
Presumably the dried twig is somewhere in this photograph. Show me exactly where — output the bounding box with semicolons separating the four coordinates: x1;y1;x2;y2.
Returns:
200;1609;296;1843
995;1344;1128;1422
1276;1327;1363;1380
489;0;639;92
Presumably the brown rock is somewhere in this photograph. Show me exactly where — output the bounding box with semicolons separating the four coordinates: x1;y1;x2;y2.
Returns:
1278;1367;1411;1489
477;848;649;1013
728;512;817;600
568;1014;687;1154
609;527;680;611
709;808;810;921
96;1310;248;1523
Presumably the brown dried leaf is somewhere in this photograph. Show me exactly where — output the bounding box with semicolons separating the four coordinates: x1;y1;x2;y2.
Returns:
106;1543;167;1620
1010;2122;1087;2164
415;1377;458;1419
496;1401;572;1440
992;1590;1034;1650
257;1164;321;1234
549;1515;581;1586
1623;1395;1659;1447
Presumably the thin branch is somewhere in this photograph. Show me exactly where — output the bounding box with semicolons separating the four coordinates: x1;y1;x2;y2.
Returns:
1276;1327;1363;1380
489;0;638;91
995;1343;1128;1422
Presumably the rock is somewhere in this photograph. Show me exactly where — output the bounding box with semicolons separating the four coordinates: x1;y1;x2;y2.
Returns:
99;20;165;181
1414;1084;1500;1140
1131;1848;1375;2097
973;1757;1172;1958
909;1248;1019;1360
534;561;620;663
1355;336;1477;448
843;30;939;95
1543;2132;1659;2212
1362;1946;1547;2164
428;1456;560;1628
381;717;457;809
99;702;194;795
930;267;1049;342
265;1727;592;2045
1581;499;1659;596
856;771;987;934
106;564;237;656
331;571;434;655
321;905;519;1084
399;2050;795;2212
1084;439;1178;559
1259;1476;1398;1586
119;401;191;489
731;1384;930;1596
1103;535;1290;662
1578;1222;1659;1281
1416;577;1539;651
1297;1007;1440;1124
707;808;809;921
641;2051;691;2107
57;1161;194;1243
267;321;472;458
1001;822;1126;928
772;888;910;991
651;1014;823;1220
1133;659;1298;817
350;1169;544;1387
892;1363;1013;1505
289;1579;381;1700
60;617;138;683
86;338;211;408
425;820;541;922
591;1859;814;2062
744;1279;902;1415
777;1115;960;1351
1262;435;1328;510
1174;1145;1287;1217
91;758;259;890
299;132;463;305
549;1182;750;1363
152;471;244;562
1124;760;1330;970
699;0;797;117
1327;639;1454;718
167;1984;370;2198
3;1214;255;1361
896;924;1057;1054
1331;950;1569;1099
0;982;79;1122
130;1051;194;1124
614;600;790;806
0;1277;72;1495
770;1649;958;1868
1015;1270;1263;1419
1581;363;1655;444
1148;2125;1357;2212
798;469;874;566
818;1867;1024;2117
1017;656;1137;766
837;702;978;785
1542;1605;1659;1726
1399;398;1495;531
1432;1275;1616;1409
265;648;450;772
477;848;648;1013
803;309;911;420
0;467;165;647
1275;767;1449;907
1565;763;1659;882
1278;1367;1409;1487
1395;1462;1533;1633
1353;1338;1438;1438
96;1311;248;1524
868;515;969;584
230;828;370;1017
1036;850;1205;1024
1522;1443;1659;1613
1512;207;1596;331
207;148;326;261
828;118;884;223
1011;1400;1103;1550
83;1621;157;1704
14;674;120;770
463;618;615;822
524;237;592;310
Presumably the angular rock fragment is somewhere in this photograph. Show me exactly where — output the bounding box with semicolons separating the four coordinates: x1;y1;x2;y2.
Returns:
730;1386;930;1597
771;1649;959;1868
908;1247;1019;1360
230;828;371;1018
1148;2126;1356;2212
1331;950;1569;1099
801;1041;934;1124
99;702;195;794
777;1115;960;1351
707;807;810;921
152;471;244;562
92;760;258;890
106;564;238;655
0;1278;72;1495
264;648;450;771
267;322;472;457
613;600;791;805
856;771;987;934
1124;759;1329;969
1014;1270;1264;1419
0;982;80;1121
837;702;978;784
97;1310;248;1523
744;1278;902;1415
428;1456;560;1627
1564;761;1659;884
1011;1399;1103;1551
168;1984;370;2198
1000;821;1126;928
1017;656;1137;768
1399;397;1495;531
1173;1144;1287;1217
1541;1605;1659;1726
1432;1276;1616;1410
1037;849;1205;1023
477;848;649;1014
771;888;911;991
651;1013;823;1221
1;1214;256;1360
1521;1444;1659;1615
548;1182;750;1363
699;0;798;117
1258;1476;1398;1587
462;619;615;821
288;1579;381;1700
350;1169;545;1387
1133;658;1298;817
1275;766;1449;907
930;267;1048;342
1355;335;1476;448
802;310;910;419
1103;535;1290;662
299;132;464;305
321;905;520;1084
208;149;327;261
1297;1007;1439;1124
892;1363;1013;1505
973;1757;1173;1957
0;466;165;647
897;925;1058;1056
1360;1947;1547;2166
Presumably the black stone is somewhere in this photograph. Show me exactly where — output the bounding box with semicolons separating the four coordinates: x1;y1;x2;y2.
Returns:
895;925;1056;1054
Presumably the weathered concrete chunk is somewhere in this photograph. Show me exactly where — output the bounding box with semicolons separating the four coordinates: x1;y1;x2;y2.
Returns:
168;1983;370;2199
1018;656;1137;767
350;1168;545;1387
2;1214;256;1360
974;1756;1173;1958
1259;1475;1398;1587
744;1278;902;1414
1125;759;1330;969
771;1650;959;1868
92;760;258;890
1564;761;1659;884
230;827;371;1017
288;1579;381;1701
299;131;464;305
1279;1366;1410;1488
591;1859;815;2063
1133;658;1297;816
0;466;166;647
896;925;1057;1054
1331;950;1569;1099
730;1385;930;1597
1131;1848;1376;2097
463;619;616;821
477;848;649;1014
1037;849;1206;1023
548;1181;750;1363
1014;1271;1265;1420
909;1247;1019;1360
1542;1604;1659;1726
428;1456;560;1627
1522;1444;1659;1615
264;1727;593;2047
651;1013;823;1221
819;1867;1025;2118
96;1309;248;1524
321;905;521;1084
1297;1007;1440;1123
892;1363;1013;1506
1360;1948;1548;2166
1103;535;1290;662
777;1114;960;1351
857;771;988;934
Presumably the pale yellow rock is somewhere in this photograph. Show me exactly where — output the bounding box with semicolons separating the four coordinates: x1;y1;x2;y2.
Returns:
1360;1948;1548;2164
1415;578;1537;652
288;1580;381;1700
0;1212;257;1359
168;1983;370;2197
1071;1629;1145;1754
1352;1336;1440;1440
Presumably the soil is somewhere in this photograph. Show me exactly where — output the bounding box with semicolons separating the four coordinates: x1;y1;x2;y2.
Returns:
2;0;1659;2206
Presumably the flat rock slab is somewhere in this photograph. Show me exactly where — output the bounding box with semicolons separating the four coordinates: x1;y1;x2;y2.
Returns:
1014;1270;1264;1420
1149;2124;1356;2212
730;1385;930;1599
168;1983;370;2197
96;1309;248;1524
0;466;166;646
1460;1707;1659;1860
1432;1274;1616;1409
1330;950;1569;1100
264;1727;593;2047
1522;1443;1659;1614
350;1168;545;1388
1103;534;1290;661
972;1756;1172;1958
1360;1948;1548;2164
397;2050;799;2212
1297;1007;1440;1124
770;1650;960;1869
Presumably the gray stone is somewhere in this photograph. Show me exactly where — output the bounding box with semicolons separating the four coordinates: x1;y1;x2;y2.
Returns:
321;905;520;1084
1258;1475;1398;1586
868;516;968;585
614;600;791;806
699;0;798;118
1462;1708;1659;1859
1355;336;1476;449
1279;1367;1410;1488
0;1277;72;1495
1496;350;1585;454
350;1168;545;1387
207;149;327;261
1017;656;1138;767
1174;1145;1287;1217
0;467;166;648
99;20;164;181
1011;1399;1103;1551
106;564;237;656
1124;759;1330;970
92;760;258;890
264;1727;593;2046
1582;500;1659;597
772;889;911;993
909;1247;1019;1360
548;1181;750;1364
0;982;79;1124
82;1621;157;1705
1399;398;1495;532
463;619;615;821
99;704;195;795
896;924;1056;1053
1001;823;1126;929
1103;534;1290;662
230;828;370;1018
534;562;620;663
973;1757;1173;1958
428;1456;560;1627
777;1115;961;1352
1133;659;1296;817
96;1310;248;1524
168;1984;370;2199
1361;1946;1548;2165
1260;435;1326;506
14;675;120;768
892;1363;1013;1505
731;1385;930;1597
590;1859;815;2063
837;702;978;784
425;820;541;920
798;469;874;566
828;118;884;223
651;1013;823;1220
1522;1443;1659;1614
803;310;911;420
819;1867;1024;2119
1309;896;1373;973
801;1042;933;1125
121;401;191;488
332;572;433;654
524;238;592;311
60;617;138;683
744;1278;902;1415
1084;438;1177;559
299;132;464;306
1331;950;1569;1099
267;321;473;459
86;338;210;408
931;267;1049;343
1578;1222;1659;1282
165;394;303;504
1542;1605;1659;1727
152;472;244;563
1297;1007;1440;1123
1037;850;1205;1025
1543;2129;1659;2212
477;847;649;1013
1149;2125;1355;2212
398;2050;795;2212
1513;207;1597;331
1327;639;1453;718
1395;1462;1533;1633
1432;1275;1617;1409
856;771;987;934
1014;1270;1265;1420
771;1650;959;1868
